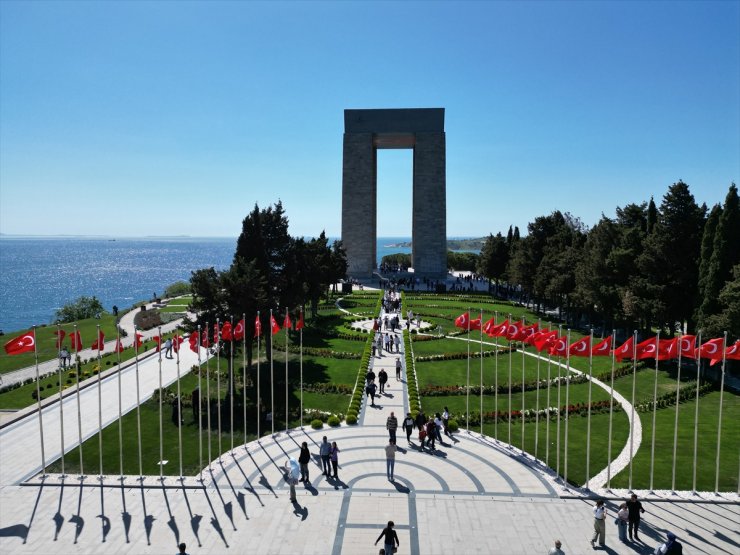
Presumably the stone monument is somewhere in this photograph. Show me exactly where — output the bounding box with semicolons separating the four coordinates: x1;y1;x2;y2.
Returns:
341;108;447;279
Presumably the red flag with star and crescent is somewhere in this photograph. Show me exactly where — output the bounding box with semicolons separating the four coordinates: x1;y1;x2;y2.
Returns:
189;331;200;353
569;336;591;357
69;330;83;352
233;319;245;341
173;334;184;352
533;330;558;352
635;337;659;360
454;312;470;329
254;316;262;337
4;331;36;355
270;315;281;335
54;329;66;349
153;335;162;352
283;312;292;331
696;338;725;360
482;317;497;336
591;336;612;357
678;335;696;358
549;336;569;357
91;330;105;351
721;340;740;362
221;321;233;341
612;336;635;362
487;319;509;338
114;339;125;353
296;310;304;331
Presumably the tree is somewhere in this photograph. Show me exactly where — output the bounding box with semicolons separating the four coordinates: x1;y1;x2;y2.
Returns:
55;296;104;323
189;267;226;330
695;204;722;325
702;264;740;339
476;233;509;291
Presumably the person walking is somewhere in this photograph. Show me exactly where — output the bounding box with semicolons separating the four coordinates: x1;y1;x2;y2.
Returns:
616;502;629;542
395;357;402;380
374;521;400;555
164;338;173;359
284;458;299;502
366;381;377;407
386;412;398;443
319;436;331;476
590;499;607;548
442;406;451;436
378;369;388;394
547;539;565;555
402;412;415;443
59;347;70;369
627;493;645;541
415;410;426;432
385;439;397;481
425;418;436;451
330;441;340;479
298;441;311;483
366;368;376;384
434;413;444;442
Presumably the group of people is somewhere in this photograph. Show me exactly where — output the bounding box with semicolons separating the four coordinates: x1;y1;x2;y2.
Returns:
285;436;341;502
364;362;403;406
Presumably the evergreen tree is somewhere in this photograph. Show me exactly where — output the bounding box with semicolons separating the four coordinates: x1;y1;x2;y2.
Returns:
702;265;740;338
646;197;657;234
696;203;722;325
476;232;509;290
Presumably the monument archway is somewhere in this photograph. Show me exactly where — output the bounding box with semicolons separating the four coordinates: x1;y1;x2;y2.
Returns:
341;108;447;279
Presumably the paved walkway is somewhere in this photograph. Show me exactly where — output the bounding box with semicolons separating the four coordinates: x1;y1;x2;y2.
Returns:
1;297;738;554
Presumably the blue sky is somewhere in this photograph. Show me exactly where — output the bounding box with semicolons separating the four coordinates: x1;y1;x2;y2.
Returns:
1;0;738;238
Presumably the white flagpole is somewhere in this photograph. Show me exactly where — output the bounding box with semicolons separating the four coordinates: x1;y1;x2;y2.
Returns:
300;307;304;429
57;324;66;477
205;323;212;468
715;331;727;494
242;314;247;447
196;326;203;480
692;331;702;493
270;309;275;436
32;326;46;475
74;324;84;478
216;319;222;461
606;330;616;489
585;328;594;490
257;312;261;439
564;329;571;487
649;331;660;491
175;331;183;480
545;326;553;467
285;308;289;433
134;326;142;479
229;316;235;453
479;308;483;435
556;324;563;478
158;328;164;482
534;319;541;460
95;327;103;480
116;329;122;481
628;330;637;491
494;311;499;441
466;308;471;430
672;333;683;492
521;317;526;452
508;313;513;446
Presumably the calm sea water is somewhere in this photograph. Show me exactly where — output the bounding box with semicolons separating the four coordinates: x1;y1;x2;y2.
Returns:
0;236;412;332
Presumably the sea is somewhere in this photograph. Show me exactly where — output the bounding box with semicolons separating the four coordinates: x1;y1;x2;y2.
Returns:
0;236;413;333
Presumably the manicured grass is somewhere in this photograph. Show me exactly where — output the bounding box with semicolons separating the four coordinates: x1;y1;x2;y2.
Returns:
301;391;352;416
0;314;119;374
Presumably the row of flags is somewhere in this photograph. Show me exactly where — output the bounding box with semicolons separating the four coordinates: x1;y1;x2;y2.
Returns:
454;312;740;365
3;310;306;356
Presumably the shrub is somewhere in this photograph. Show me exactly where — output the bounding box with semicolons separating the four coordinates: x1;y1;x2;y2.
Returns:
447;419;459;432
346;414;357;425
311;419;324;429
327;415;340;427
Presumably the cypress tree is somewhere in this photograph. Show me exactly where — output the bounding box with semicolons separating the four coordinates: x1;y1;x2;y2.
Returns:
696;204;722;325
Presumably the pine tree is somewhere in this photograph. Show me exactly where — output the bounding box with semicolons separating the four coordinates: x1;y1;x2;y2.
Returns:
695;204;722;325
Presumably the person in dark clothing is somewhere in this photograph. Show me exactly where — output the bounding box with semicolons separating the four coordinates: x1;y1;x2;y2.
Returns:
626;493;645;541
415;411;426;431
374;520;399;555
386;412;398;442
366;381;377;406
378;369;388;394
656;532;683;554
298;441;311;483
402;412;415;443
425;419;436;451
366;369;376;384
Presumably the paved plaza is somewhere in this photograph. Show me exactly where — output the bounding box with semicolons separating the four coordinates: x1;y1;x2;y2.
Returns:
1;295;738;554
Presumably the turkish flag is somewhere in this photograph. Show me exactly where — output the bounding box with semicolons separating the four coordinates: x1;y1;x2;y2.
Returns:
213;323;220;344
634;337;659;360
173;335;184;352
548;336;568;357
4;331;36;355
114;339;125;353
153;335;162;351
534;330;558;352
678;335;696;358
284;312;292;330
201;329;210;348
696;338;725;360
569;336;591;357
723;340;740;361
189;331;200;352
221;321;233;341
54;330;66;349
505;321;526;341
591;336;612;357
469;317;482;331
482;317;497;335
232;319;245;341
296;310;304;331
487;319;509;337
612;336;635;362
658;338;677;360
69;330;83;352
454;312;470;329
270;315;281;335
91;330;105;351
521;323;539;344
135;333;144;350
254;315;262;338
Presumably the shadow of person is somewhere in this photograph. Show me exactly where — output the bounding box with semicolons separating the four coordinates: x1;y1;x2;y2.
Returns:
392;481;410;494
448;435;460;444
291;501;308;521
328;476;349;490
304;482;319;496
371;404;383;410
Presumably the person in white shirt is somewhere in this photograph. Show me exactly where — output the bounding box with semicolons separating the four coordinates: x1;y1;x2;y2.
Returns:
591;499;607;547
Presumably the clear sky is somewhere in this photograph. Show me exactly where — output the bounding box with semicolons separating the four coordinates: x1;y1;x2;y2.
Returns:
1;0;738;239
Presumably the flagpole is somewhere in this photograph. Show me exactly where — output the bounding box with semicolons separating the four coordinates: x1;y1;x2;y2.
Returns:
494;311;499;442
196;326;203;481
628;330;637;491
479;308;483;435
32;326;46;476
158;328;164;482
134;325;142;480
649;331;660;492
715;331;727;494
545;326;552;467
285;308;289;433
116;330;122;482
205;323;212;469
241;314;247;447
521;316;526;453
466;307;470;431
300;307;304;429
175;331;183;480
270;309;275;436
671;333;683;492
585;328;593;490
564;328;571;487
229;317;235;454
534;319;541;460
257;311;261;439
216;319;222;461
606;330;616;490
74;324;84;478
555;324;562;480
96;325;103;480
692;331;702;493
57;324;66;477
508;313;513;447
